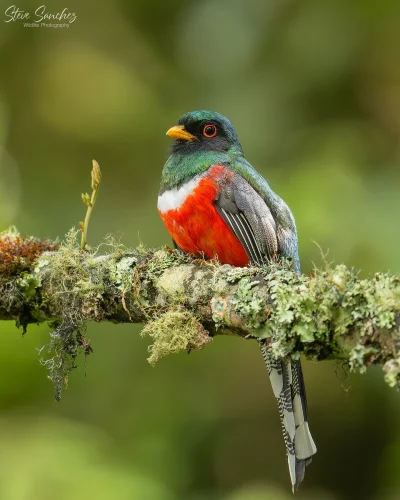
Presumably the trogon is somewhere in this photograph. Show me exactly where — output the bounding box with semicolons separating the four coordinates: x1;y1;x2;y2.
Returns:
158;110;316;491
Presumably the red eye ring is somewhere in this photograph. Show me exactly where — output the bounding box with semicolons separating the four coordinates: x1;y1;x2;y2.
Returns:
203;124;217;138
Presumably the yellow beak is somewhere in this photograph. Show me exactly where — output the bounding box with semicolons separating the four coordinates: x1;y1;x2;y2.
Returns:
166;125;197;141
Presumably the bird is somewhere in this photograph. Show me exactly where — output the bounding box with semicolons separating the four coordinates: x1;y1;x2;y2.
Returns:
157;110;316;491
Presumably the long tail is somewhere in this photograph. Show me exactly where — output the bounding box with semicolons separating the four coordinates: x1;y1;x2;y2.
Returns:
259;339;317;492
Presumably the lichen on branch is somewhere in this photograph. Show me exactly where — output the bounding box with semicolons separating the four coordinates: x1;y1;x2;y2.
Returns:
0;226;400;400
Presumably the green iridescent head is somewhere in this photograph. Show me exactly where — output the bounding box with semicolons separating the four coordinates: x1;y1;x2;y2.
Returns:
166;110;243;156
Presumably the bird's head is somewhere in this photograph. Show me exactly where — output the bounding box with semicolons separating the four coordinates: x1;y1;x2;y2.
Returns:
166;110;243;156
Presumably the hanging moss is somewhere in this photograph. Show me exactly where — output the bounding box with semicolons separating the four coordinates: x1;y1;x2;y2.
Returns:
141;308;211;365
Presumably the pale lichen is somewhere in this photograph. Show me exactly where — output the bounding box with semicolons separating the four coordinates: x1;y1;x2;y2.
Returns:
145;248;189;281
384;358;400;388
349;345;378;374
231;277;266;329
112;255;137;291
155;265;191;301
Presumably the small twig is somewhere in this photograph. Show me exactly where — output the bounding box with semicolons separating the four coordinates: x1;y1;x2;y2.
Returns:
80;160;102;251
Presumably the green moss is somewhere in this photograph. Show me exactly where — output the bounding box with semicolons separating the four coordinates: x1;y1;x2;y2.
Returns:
17;274;41;301
141;308;211;365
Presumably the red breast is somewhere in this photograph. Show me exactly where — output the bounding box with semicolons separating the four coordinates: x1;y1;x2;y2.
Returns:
158;165;249;267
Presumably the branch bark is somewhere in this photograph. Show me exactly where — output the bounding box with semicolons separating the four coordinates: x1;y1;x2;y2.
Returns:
1;228;400;399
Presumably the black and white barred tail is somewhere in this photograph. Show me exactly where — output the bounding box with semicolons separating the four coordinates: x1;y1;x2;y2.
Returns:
259;339;317;492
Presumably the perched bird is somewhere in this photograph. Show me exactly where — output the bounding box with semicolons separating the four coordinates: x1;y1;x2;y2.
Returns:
158;110;316;491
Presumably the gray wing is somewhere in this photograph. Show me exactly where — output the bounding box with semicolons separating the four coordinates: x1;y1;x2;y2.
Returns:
214;173;279;266
228;158;301;273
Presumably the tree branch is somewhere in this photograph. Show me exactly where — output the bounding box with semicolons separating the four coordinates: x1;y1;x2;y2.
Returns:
1;227;400;399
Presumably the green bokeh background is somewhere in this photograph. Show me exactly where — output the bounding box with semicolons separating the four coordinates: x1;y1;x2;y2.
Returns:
1;0;400;499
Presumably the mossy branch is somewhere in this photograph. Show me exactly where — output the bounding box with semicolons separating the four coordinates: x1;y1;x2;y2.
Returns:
0;228;400;399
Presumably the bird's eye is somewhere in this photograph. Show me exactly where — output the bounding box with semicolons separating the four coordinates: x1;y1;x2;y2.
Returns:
203;124;217;138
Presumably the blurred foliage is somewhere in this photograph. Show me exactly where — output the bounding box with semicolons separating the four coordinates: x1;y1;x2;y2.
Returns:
0;0;399;498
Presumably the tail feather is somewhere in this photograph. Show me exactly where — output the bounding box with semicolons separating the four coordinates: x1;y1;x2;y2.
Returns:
259;340;316;492
295;422;317;460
